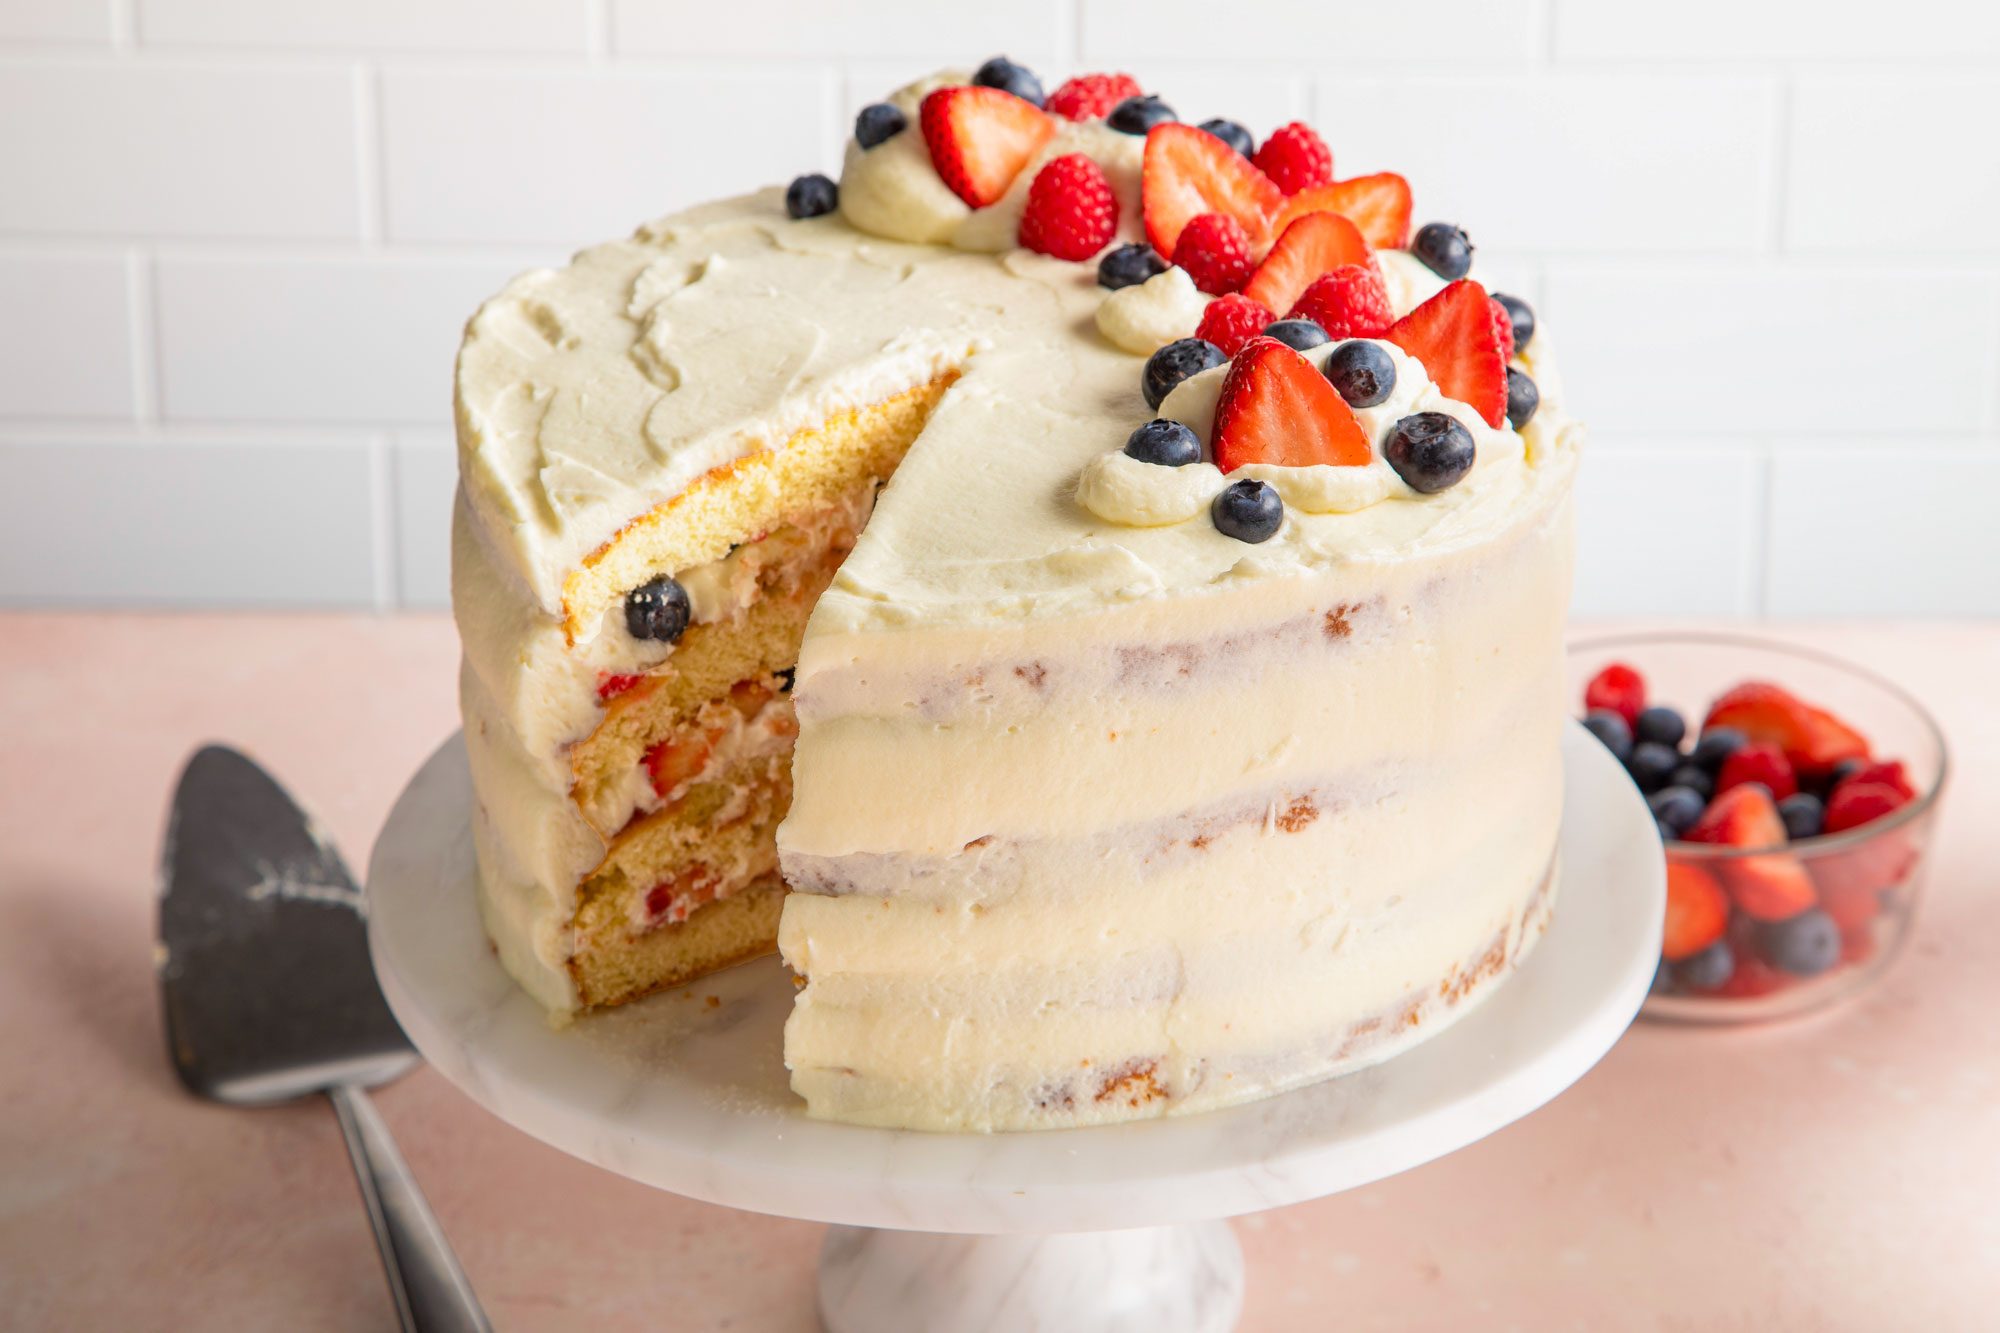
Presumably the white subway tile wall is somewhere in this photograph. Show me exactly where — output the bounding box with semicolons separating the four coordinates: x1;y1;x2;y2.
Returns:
0;3;1994;614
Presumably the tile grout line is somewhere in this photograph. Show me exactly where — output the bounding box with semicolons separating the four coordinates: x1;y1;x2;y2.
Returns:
352;63;387;246
1765;72;1792;254
107;0;134;50
586;0;612;61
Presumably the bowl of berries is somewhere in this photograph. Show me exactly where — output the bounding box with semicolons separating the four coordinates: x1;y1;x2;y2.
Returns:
1568;632;1947;1022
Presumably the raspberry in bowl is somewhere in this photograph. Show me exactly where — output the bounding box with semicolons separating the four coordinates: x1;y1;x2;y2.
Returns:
1567;632;1947;1023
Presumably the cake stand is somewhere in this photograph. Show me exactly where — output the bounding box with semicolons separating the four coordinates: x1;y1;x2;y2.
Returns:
367;723;1661;1332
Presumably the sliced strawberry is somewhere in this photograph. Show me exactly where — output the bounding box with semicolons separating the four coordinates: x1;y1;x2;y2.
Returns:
1195;292;1276;357
920;86;1055;208
1703;682;1871;775
1141;122;1284;261
1584;662;1646;728
645;727;721;800
1385;279;1509;428
1685;783;1787;850
1726;853;1818;922
1663;861;1729;961
597;672;643;702
1717;741;1798;800
1211;336;1372;473
1824;780;1910;834
1810;825;1918;903
1241;210;1372;315
1819;874;1883;933
1271;172;1413;250
1838;758;1915;802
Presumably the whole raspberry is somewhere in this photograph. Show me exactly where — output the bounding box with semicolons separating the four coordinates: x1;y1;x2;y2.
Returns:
1195;293;1277;357
1171;212;1252;295
1253;122;1334;196
1045;72;1143;122
1490;296;1515;363
1018;154;1120;262
1287;264;1393;338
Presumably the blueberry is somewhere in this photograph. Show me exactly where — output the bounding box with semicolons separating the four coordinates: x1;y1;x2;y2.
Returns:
854;102;907;150
1505;368;1539;428
785;173;838;219
1384;411;1475;493
1493;292;1536;350
1627;741;1681;793
776;666;796;693
1689;726;1748;773
1411;222;1474;280
1669;764;1715;801
1648;784;1707;837
1108;94;1177;135
1673;940;1736;992
625;576;691;642
1097;242;1167;291
1142;337;1225;409
972;56;1044;107
1583;709;1633;763
1263;318;1329;352
1634;706;1686;750
1211;479;1284;543
1324;339;1396;408
1778;792;1826;840
1655;816;1681;846
1758;909;1841;977
1123;418;1202;468
1826;757;1866;790
1198;117;1254;157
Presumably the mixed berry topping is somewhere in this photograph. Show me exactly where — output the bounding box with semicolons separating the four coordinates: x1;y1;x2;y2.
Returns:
1386;280;1508;428
1142;337;1226;410
1018;154;1119;261
1323;339;1396;408
854;103;906;150
1195;293;1277;357
1410;220;1474;280
785;174;838;219
626;576;692;643
920;86;1054;208
1211;336;1370;473
1197;118;1254;158
1262;317;1329;352
1272;173;1412;250
1046;72;1142;121
972;55;1045;107
1172;212;1253;295
1097;242;1167;291
1252;122;1334;196
1140;122;1282;259
1108;94;1178;135
1383;411;1476;493
1124;418;1202;468
1210;478;1284;544
1243;212;1371;313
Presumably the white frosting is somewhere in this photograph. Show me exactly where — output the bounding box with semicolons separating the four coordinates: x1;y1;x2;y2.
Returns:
1094;266;1209;355
1074;451;1224;526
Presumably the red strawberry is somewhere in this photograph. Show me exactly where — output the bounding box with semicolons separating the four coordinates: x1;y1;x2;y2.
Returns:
920;86;1056;208
1717;741;1798;800
1211;336;1373;473
597;673;643;702
1272;172;1413;250
1703;682;1871;775
1252;122;1334;196
645;731;718;800
1839;759;1915;802
1141;122;1284;260
1685;783;1787;850
1241;210;1372;314
1727;854;1818;922
1195;293;1277;357
1045;72;1142;121
1820;875;1882;933
1584;662;1646;728
1663;861;1729;961
1386;279;1509;428
1490;297;1515;363
1018;153;1119;260
1173;212;1253;294
1288;265;1394;339
1811;827;1918;901
1824;780;1910;834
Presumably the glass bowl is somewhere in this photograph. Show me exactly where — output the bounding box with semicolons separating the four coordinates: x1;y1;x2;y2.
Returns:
1567;631;1948;1024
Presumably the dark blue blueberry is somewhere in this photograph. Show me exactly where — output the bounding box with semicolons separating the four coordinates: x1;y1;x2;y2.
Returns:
1123;418;1202;468
1198;117;1254;157
854;102;907;150
1655;816;1680;846
1384;411;1475;493
1324;339;1396;407
1107;94;1177;135
1211;479;1284;544
1689;725;1748;773
1583;709;1634;763
784;173;838;219
1673;940;1736;992
1822;757;1866;794
1263;318;1329;352
1097;242;1168;291
1411;221;1473;280
972;56;1044;107
1635;705;1686;750
776;666;796;693
1627;741;1681;793
1493;291;1535;350
625;576;691;642
1758;909;1841;977
1505;368;1539;427
1669;764;1715;801
1778;792;1826;840
1647;784;1707;837
1142;337;1225;410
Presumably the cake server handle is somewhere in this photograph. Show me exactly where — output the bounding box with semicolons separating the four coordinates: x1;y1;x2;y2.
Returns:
328;1082;493;1333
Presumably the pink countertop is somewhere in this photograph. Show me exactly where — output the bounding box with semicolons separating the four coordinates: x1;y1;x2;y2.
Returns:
3;613;1996;1330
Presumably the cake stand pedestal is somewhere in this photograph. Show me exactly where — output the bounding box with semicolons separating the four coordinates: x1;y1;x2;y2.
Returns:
367;724;1661;1332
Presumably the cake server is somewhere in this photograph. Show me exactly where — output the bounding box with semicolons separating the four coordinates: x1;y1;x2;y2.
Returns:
157;744;490;1333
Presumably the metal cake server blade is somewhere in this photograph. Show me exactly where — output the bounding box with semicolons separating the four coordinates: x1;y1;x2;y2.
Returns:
158;744;490;1333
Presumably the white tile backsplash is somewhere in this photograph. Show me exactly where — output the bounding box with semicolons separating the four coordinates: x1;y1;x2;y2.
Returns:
0;8;1997;613
0;252;134;417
